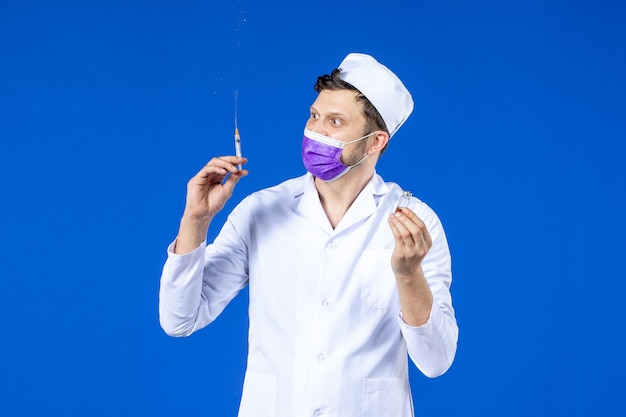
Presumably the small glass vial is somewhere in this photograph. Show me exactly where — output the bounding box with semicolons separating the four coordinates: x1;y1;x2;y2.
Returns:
396;190;412;212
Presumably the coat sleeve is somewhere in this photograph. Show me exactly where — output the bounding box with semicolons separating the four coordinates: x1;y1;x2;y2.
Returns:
159;204;250;337
398;202;458;377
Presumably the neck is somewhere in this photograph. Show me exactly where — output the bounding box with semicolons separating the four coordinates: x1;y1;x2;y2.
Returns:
314;165;374;229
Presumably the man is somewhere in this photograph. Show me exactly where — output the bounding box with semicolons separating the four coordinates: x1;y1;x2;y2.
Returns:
159;53;458;417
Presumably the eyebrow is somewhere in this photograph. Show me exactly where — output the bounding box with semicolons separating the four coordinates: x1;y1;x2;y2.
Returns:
309;106;349;119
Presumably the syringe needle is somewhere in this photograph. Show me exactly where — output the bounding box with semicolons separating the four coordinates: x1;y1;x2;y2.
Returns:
234;127;243;170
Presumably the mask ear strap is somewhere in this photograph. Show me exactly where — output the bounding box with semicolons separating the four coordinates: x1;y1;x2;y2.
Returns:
346;152;369;169
344;130;379;146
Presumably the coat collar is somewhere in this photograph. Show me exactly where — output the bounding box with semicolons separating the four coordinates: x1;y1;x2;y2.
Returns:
294;172;390;235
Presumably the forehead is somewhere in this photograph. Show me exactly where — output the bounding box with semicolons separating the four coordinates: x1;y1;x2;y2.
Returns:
310;89;364;118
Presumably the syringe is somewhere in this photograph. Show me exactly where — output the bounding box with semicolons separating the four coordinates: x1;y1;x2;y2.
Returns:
234;127;243;170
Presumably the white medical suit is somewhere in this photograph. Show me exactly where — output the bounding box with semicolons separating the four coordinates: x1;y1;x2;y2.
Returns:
159;172;458;417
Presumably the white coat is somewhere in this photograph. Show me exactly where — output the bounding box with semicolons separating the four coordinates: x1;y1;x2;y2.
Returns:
159;172;458;417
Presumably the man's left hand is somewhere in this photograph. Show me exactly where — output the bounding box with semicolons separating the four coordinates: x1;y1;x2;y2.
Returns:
388;207;432;278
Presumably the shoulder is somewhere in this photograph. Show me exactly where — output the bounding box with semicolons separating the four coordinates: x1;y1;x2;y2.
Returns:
248;173;310;202
231;173;311;215
376;173;443;229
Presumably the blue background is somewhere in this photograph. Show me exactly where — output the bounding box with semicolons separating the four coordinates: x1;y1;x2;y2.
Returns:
1;0;625;415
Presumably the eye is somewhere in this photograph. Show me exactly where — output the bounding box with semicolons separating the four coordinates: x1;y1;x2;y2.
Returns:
331;118;342;126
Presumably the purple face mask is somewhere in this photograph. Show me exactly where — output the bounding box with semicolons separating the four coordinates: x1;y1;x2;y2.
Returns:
301;128;377;182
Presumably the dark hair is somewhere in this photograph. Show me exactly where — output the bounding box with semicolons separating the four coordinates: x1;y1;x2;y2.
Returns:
314;68;389;137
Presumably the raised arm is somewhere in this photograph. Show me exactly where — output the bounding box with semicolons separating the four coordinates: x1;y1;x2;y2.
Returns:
159;156;248;337
175;156;248;254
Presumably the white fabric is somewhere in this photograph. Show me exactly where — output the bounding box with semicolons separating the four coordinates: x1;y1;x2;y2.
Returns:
337;53;414;138
159;172;458;417
304;127;378;149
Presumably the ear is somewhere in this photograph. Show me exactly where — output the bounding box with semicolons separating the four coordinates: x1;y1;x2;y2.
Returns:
368;131;390;155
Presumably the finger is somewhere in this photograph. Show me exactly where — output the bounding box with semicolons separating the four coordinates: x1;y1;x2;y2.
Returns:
222;168;249;196
191;159;237;186
196;159;230;178
203;156;247;174
394;207;424;227
393;209;432;244
232;156;248;166
213;156;248;170
390;211;420;243
403;210;432;248
389;212;432;257
388;215;415;255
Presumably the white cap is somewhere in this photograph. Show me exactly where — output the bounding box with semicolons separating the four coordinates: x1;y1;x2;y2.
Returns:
337;53;414;137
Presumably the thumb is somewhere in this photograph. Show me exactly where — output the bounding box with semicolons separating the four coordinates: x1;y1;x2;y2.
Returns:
222;169;248;196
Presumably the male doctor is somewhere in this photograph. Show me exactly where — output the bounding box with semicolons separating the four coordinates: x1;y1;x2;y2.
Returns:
159;53;458;417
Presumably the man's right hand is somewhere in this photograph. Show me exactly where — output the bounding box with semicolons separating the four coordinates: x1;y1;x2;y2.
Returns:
175;156;248;254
